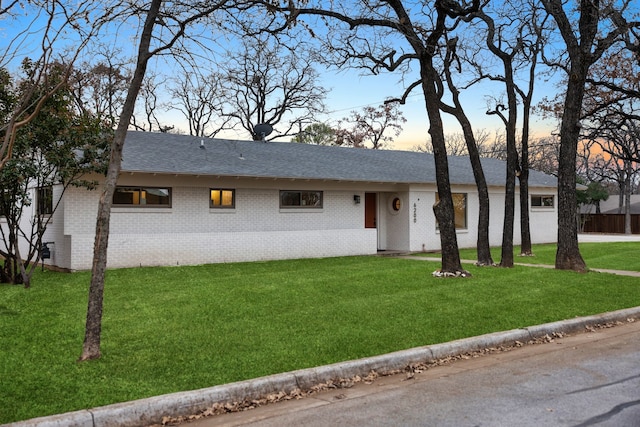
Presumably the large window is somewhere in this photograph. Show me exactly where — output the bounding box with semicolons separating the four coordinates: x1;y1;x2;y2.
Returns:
113;186;171;207
435;193;467;229
280;190;323;208
210;189;235;208
37;186;53;216
531;195;554;208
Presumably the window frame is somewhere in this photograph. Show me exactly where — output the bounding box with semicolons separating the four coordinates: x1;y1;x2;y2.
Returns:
279;190;323;209
210;188;235;209
113;186;172;208
435;192;468;230
37;186;53;216
531;195;555;209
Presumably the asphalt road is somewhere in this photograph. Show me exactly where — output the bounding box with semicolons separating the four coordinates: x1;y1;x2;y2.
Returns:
184;321;640;427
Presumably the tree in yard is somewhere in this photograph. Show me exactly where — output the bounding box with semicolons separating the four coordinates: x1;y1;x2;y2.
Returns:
465;0;551;264
581;49;640;233
130;72;175;133
540;0;640;271
292;122;336;145
0;0;110;170
437;36;493;266
0;61;111;287
81;0;251;361
334;103;405;149
265;0;484;275
577;179;609;214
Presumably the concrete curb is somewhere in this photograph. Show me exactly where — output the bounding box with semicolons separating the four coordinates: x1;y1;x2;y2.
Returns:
6;306;640;427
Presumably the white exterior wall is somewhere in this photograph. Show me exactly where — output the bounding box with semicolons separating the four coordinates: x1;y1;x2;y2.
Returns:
378;192;411;251
406;185;558;252
55;176;379;270
40;173;557;271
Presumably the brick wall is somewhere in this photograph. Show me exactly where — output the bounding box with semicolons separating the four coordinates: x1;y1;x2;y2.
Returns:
58;182;377;270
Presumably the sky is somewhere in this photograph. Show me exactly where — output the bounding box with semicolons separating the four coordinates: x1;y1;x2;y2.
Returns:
1;1;563;153
315;70;559;151
190;64;561;152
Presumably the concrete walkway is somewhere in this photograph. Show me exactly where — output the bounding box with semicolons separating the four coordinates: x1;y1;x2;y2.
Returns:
395;256;640;278
5;234;640;427
396;233;640;277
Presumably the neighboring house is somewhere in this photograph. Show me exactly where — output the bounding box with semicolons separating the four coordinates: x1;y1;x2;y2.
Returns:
581;195;640;214
33;131;558;270
581;195;640;234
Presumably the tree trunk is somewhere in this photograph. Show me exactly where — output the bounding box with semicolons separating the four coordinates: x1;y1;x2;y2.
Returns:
420;61;465;275
624;160;632;234
555;71;587;272
440;39;492;267
519;96;533;256
80;0;161;361
519;170;532;255
542;0;595;272
499;78;518;268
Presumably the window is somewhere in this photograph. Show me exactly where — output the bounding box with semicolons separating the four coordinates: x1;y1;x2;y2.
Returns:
0;191;10;218
435;193;467;229
37;186;53;216
210;189;235;208
113;186;171;207
531;195;554;208
280;190;323;208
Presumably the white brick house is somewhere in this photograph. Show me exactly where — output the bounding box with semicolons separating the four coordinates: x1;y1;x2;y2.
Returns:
35;131;558;270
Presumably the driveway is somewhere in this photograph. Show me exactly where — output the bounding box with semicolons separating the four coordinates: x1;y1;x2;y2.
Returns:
578;233;640;243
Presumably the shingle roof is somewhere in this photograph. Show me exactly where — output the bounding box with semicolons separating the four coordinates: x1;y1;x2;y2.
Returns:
601;202;640;215
121;131;557;188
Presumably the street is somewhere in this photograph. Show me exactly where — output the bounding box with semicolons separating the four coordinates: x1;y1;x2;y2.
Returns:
183;320;640;427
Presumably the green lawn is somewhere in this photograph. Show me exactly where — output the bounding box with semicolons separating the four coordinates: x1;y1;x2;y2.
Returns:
454;241;640;271
1;247;640;423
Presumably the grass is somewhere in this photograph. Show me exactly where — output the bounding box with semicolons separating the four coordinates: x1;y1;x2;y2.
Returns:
453;242;640;271
1;245;640;423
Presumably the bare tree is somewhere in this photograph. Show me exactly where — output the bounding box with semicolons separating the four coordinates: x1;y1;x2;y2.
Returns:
69;49;131;126
264;0;485;275
169;70;233;137
81;0;239;361
334;102;406;149
540;0;640;271
469;4;530;267
130;72;174;132
438;36;493;266
211;35;327;141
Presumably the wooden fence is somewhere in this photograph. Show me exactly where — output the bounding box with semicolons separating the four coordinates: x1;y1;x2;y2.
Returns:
581;214;640;234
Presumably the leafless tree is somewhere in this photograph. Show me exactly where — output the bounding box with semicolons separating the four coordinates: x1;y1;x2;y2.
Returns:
209;35;327;141
130;73;174;132
437;36;494;266
82;0;244;361
263;0;486;275
540;0;640;271
168;69;233;137
334;102;406;149
69;48;131;126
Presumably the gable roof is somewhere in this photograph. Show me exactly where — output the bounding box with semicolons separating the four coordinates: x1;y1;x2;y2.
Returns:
121;131;557;188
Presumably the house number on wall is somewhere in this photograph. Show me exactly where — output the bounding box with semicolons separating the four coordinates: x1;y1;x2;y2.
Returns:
413;203;417;223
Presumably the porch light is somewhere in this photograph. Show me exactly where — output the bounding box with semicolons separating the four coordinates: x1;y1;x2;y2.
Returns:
354;195;361;204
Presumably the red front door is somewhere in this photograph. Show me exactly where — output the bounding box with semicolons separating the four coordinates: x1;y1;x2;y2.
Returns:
365;193;377;229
